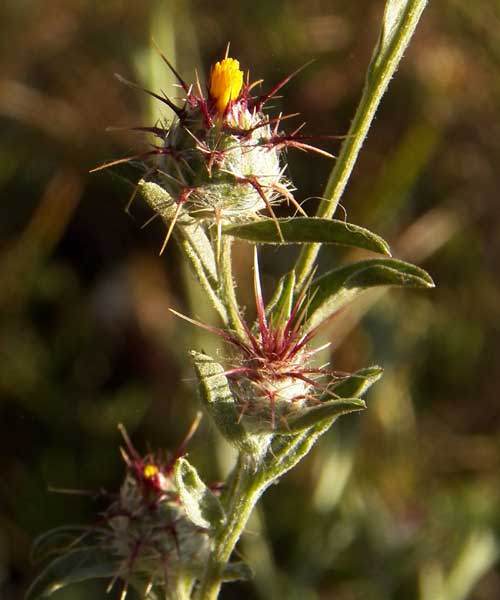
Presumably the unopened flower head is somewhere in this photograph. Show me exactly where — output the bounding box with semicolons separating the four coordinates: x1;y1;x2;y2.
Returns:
83;419;209;598
176;254;344;433
93;47;333;253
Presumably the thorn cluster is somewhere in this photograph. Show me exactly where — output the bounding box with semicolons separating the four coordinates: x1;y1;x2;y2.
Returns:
174;253;347;431
97;418;209;599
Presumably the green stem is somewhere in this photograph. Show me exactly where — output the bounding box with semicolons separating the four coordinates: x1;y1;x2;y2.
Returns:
294;0;428;289
180;236;228;323
197;455;267;600
219;237;246;339
169;572;195;600
196;420;336;599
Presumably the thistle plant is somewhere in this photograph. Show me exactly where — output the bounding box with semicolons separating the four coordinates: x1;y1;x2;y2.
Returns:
28;1;431;599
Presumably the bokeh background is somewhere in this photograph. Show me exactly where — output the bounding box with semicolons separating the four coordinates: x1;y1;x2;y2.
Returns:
1;1;500;598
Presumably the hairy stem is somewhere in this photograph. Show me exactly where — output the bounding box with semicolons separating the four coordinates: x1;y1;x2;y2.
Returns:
168;572;195;600
294;0;428;289
197;455;267;600
219;236;246;339
180;236;228;323
196;419;336;599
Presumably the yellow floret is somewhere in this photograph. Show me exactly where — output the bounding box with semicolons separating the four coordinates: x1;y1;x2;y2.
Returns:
143;464;159;479
209;57;244;115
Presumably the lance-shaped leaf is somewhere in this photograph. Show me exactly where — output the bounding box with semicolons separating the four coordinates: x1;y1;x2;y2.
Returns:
263;271;287;318
174;457;225;530
267;270;295;328
26;548;121;599
275;398;366;434
264;417;339;481
331;366;384;399
191;352;273;456
224;218;391;255
191;352;258;451
305;258;434;331
191;351;241;435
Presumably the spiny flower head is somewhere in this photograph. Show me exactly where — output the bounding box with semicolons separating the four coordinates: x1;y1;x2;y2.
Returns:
174;253;345;432
97;418;210;598
29;417;212;599
93;46;334;253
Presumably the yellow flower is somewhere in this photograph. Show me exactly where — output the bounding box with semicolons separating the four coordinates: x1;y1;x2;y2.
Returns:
143;464;159;479
209;57;244;115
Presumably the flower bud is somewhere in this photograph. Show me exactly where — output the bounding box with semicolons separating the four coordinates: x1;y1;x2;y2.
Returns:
100;426;211;595
96;50;333;252
187;257;358;441
154;58;289;235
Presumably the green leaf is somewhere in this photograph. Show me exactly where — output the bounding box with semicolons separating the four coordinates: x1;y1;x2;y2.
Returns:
224;218;391;255
26;548;121;599
191;352;249;446
267;271;295;328
174;457;225;530
138;179;177;220
264;420;337;481
221;561;253;582
191;351;240;422
331;366;384;398
276;398;366;433
305;258;434;331
191;352;272;456
264;271;286;318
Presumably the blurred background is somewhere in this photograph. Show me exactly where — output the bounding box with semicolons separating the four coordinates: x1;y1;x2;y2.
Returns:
1;1;500;598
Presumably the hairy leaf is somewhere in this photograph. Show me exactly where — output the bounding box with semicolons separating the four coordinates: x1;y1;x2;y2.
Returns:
276;398;366;433
268;270;296;328
225;218;391;255
331;366;384;398
191;352;250;447
305;258;434;331
174;457;225;530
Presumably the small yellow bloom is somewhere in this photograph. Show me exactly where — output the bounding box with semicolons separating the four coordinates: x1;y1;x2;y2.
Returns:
143;464;159;479
209;57;244;115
